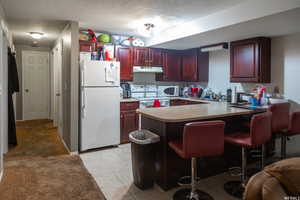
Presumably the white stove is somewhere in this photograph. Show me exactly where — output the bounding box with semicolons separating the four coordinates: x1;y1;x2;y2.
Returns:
138;97;171;108
130;84;179;108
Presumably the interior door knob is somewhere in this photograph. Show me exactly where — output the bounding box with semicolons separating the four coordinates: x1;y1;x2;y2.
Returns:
25;89;29;93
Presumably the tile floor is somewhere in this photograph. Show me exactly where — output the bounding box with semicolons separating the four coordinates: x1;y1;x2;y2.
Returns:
80;144;240;200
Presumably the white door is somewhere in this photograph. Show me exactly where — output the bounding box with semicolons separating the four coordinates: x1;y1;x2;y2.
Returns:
22;51;50;120
53;43;63;136
81;87;120;151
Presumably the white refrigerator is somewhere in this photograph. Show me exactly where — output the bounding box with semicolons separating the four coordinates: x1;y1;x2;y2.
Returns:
80;59;120;151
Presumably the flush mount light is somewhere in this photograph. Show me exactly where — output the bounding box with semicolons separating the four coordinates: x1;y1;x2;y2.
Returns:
138;23;155;38
29;32;44;39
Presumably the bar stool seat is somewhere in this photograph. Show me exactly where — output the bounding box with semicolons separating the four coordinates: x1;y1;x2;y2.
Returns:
224;132;252;147
224;112;272;199
169;121;225;200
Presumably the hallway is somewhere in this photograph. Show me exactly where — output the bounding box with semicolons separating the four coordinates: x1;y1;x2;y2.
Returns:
6;120;68;158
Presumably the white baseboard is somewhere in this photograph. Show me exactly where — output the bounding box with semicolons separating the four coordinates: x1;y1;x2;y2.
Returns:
70;151;79;155
58;134;71;155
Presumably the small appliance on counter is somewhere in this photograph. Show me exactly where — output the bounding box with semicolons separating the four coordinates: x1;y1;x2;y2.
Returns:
157;86;179;97
181;86;202;98
120;82;132;98
237;92;253;104
226;88;232;103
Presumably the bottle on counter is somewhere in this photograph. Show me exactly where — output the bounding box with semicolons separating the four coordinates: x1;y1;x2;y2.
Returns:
226;88;232;103
231;86;238;104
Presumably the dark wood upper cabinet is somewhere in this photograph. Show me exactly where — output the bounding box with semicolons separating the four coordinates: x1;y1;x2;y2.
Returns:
181;49;198;82
230;37;271;83
133;47;163;66
115;46;133;81
149;48;163;66
162;50;182;81
157;49;208;82
133;47;148;66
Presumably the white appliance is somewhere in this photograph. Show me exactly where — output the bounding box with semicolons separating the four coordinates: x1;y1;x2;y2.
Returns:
139;97;170;108
158;86;179;97
80;59;120;151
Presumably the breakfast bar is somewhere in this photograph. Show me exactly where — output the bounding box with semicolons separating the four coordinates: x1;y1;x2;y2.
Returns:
137;101;266;191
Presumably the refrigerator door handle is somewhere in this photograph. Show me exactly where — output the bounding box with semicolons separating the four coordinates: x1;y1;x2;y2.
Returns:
81;88;87;119
81;62;85;87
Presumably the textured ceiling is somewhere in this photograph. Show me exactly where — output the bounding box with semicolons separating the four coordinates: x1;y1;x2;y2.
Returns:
7;19;67;47
152;8;300;49
1;0;244;47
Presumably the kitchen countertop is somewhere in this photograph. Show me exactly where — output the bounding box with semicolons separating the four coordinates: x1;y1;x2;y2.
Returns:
120;98;140;103
137;101;266;123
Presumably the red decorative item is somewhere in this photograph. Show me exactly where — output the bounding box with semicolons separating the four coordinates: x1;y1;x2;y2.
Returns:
153;99;161;107
87;29;97;42
105;50;112;61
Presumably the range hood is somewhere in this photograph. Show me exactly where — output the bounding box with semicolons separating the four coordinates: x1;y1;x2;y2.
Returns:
133;66;163;73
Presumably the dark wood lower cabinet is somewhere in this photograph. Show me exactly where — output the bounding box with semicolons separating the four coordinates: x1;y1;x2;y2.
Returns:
120;102;139;143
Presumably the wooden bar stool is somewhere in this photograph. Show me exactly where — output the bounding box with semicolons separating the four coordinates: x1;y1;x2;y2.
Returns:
224;112;272;199
168;121;225;200
281;111;300;158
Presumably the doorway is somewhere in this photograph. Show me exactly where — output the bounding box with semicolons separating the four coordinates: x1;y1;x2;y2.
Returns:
22;51;50;120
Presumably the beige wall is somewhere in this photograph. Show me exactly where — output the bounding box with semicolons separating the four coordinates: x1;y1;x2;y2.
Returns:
53;22;79;152
208;32;300;111
0;2;12;182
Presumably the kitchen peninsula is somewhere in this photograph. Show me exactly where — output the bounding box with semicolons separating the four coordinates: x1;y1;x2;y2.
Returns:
137;101;266;191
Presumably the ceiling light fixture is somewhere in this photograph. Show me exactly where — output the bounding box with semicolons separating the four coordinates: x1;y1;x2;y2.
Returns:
29;32;44;39
138;23;155;38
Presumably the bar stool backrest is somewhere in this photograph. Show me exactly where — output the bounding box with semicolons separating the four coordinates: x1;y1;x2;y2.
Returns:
268;103;290;132
183;121;225;158
289;111;300;135
250;112;272;146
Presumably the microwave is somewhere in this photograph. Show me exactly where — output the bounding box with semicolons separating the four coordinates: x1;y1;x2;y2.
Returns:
157;86;179;97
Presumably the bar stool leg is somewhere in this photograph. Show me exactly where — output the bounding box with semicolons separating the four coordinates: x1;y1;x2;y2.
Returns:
224;147;247;199
191;158;198;199
173;158;214;200
241;147;247;187
281;135;287;159
260;145;265;169
247;145;265;177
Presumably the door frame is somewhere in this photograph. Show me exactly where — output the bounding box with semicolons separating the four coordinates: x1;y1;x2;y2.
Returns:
52;41;63;136
22;50;50;120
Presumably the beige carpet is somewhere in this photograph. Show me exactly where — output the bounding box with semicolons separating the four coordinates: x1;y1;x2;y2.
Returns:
1;120;106;200
0;155;106;200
